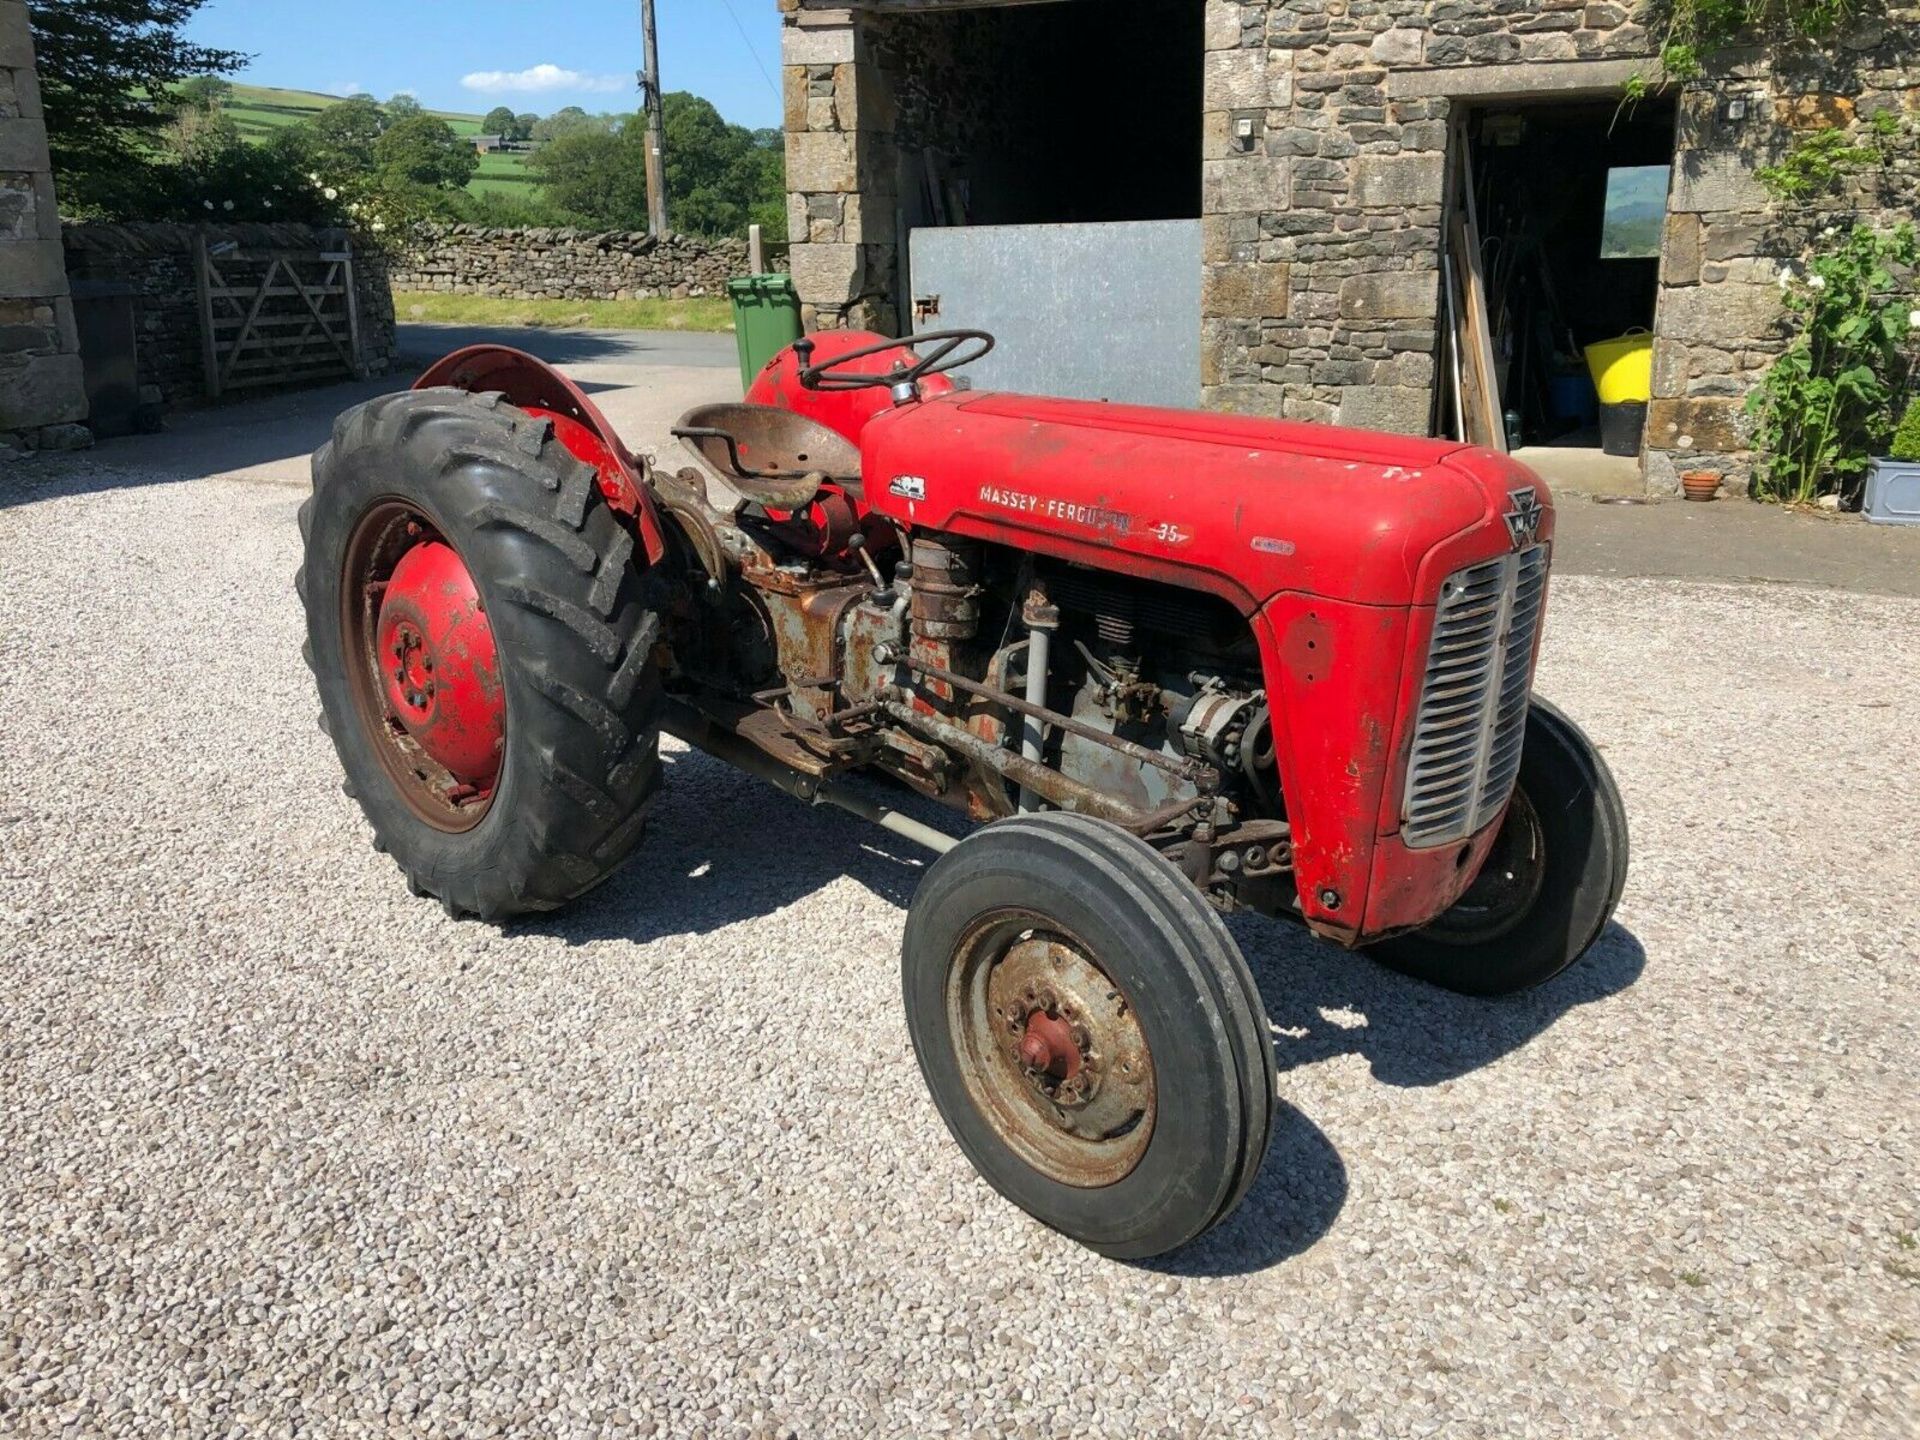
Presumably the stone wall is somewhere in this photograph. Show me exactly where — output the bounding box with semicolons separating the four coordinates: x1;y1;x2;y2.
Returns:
1647;29;1919;493
61;224;396;409
784;0;1920;491
0;0;88;455
390;225;749;301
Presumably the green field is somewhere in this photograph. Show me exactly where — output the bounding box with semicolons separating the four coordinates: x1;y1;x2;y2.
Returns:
394;292;735;333
216;84;540;201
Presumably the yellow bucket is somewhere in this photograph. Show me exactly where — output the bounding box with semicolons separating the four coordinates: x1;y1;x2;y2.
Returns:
1584;330;1653;405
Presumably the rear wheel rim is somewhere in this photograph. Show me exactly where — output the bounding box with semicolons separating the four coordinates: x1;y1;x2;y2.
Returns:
945;910;1156;1189
339;500;505;833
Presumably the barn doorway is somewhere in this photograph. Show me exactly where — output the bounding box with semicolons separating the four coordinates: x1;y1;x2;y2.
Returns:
1439;96;1678;489
873;0;1207;403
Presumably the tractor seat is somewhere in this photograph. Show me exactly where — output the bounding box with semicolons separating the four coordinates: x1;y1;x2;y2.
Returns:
672;403;862;512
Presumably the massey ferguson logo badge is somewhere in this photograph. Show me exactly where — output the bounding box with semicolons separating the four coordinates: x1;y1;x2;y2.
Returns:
1503;488;1544;550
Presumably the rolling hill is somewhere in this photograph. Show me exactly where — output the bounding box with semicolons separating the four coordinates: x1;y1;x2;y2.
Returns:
217;83;542;199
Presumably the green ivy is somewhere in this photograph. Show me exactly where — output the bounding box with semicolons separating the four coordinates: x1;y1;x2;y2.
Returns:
1650;0;1863;82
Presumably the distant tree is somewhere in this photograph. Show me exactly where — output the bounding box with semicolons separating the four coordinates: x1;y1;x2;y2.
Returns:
483;106;518;138
176;73;233;111
27;0;244;214
513;112;539;141
346;91;378;105
375;113;478;192
160;102;238;168
524;94;786;239
662;93;783;238
526;123;647;228
384;92;423;122
307;94;389;172
532;106;596;143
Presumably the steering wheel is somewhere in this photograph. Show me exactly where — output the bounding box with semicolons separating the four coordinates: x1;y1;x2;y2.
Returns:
797;329;995;392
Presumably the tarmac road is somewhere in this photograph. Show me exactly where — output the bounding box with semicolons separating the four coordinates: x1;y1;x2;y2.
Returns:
2;332;1917;1438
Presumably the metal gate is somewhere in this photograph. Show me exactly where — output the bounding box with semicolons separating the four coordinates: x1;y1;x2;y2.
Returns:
908;220;1202;408
194;232;364;399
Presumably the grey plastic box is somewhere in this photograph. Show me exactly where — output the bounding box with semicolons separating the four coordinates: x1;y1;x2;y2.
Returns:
1864;458;1920;526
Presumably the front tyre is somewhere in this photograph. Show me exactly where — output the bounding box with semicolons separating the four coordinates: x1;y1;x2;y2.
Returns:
1369;697;1629;996
902;813;1275;1259
297;388;663;920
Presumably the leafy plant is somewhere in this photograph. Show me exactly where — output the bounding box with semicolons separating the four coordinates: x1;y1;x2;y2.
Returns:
1746;223;1919;504
28;0;243;215
1890;398;1920;463
1652;0;1861;81
1755;126;1886;200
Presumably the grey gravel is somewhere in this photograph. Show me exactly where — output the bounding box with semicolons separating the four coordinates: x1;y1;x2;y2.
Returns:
2;453;1917;1439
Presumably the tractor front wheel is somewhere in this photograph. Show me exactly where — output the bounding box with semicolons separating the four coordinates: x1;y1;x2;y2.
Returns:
297;387;663;920
902;813;1275;1259
1368;697;1629;996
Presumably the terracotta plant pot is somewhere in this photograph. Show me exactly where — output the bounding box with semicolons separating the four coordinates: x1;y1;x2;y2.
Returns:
1680;470;1721;503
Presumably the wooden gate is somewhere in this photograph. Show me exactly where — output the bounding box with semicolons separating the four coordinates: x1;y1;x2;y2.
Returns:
194;231;364;398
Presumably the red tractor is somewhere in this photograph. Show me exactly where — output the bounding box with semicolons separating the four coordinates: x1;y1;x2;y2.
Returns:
299;328;1627;1258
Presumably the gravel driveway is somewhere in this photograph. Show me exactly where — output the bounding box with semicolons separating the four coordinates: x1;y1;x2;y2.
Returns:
2;406;1916;1437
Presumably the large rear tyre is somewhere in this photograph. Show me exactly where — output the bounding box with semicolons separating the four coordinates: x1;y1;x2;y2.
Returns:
902;812;1275;1259
297;387;663;920
1369;697;1628;996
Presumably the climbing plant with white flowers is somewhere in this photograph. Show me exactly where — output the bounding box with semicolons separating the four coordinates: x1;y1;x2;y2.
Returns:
1747;221;1920;505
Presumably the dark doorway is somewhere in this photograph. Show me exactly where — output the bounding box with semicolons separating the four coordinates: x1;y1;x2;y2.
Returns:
1457;97;1678;455
874;0;1204;230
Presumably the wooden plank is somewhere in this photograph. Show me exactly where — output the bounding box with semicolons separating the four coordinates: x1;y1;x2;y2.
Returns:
219;256;281;391
284;259;354;372
340;246;365;378
210;311;355;331
1455;127;1506;453
207;285;347;300
194;229;222;400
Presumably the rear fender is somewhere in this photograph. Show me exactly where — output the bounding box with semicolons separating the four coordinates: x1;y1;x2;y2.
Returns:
415;345;667;565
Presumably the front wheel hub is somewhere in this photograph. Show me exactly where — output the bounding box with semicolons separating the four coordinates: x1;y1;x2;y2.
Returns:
951;927;1156;1188
375;539;503;788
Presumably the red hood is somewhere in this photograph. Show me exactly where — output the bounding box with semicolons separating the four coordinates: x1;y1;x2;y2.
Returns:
860;392;1548;608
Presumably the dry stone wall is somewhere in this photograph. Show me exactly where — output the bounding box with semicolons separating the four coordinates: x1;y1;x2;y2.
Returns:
391;225;749;302
61;223;396;409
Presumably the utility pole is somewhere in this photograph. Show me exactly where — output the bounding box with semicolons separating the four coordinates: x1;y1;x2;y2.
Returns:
638;0;668;236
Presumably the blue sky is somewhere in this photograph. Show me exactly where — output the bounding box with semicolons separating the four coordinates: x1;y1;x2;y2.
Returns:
184;0;785;129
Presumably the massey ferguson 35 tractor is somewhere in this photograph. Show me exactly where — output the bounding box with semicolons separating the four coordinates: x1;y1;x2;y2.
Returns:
299;327;1628;1258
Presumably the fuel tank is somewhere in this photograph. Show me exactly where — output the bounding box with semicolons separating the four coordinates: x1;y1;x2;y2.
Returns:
858;391;1548;610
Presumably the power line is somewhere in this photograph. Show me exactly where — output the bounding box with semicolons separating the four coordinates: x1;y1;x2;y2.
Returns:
716;0;782;104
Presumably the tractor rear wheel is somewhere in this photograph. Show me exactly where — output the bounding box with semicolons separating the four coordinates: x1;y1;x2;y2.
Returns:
902;812;1275;1259
297;387;663;920
1368;697;1628;996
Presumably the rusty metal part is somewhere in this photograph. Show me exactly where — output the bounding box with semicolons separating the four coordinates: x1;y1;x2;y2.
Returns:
748;579;868;727
879;696;1196;832
895;656;1215;787
910;533;982;640
947;925;1155;1188
339;503;502;833
673;402;862;511
662;700;956;855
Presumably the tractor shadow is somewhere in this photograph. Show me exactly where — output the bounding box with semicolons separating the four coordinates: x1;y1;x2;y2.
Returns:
531;747;1646;1279
1140;917;1645;1278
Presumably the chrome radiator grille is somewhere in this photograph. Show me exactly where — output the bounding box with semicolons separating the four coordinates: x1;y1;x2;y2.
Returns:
1401;545;1549;848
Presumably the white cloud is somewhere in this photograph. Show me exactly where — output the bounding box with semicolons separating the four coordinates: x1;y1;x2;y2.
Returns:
329;80;363;96
460;64;625;96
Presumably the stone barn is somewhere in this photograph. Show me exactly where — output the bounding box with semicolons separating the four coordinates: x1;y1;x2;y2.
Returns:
778;0;1918;493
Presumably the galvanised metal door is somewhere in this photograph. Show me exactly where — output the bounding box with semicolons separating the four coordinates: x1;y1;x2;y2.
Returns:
909;219;1202;408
